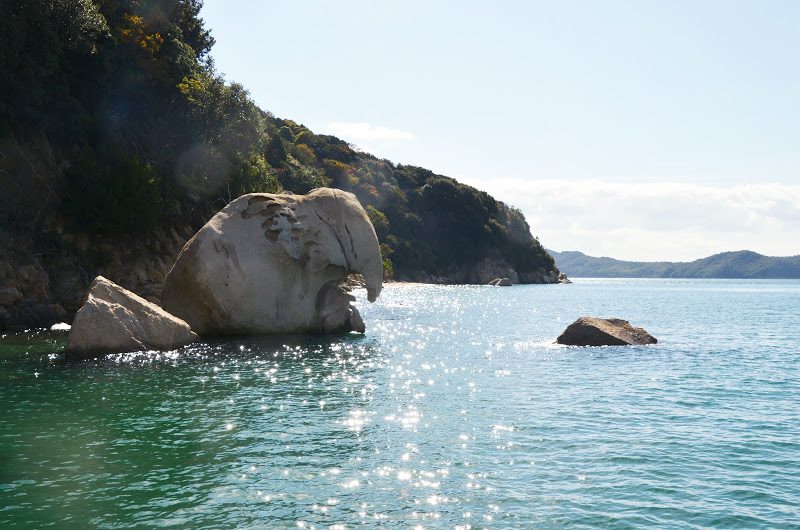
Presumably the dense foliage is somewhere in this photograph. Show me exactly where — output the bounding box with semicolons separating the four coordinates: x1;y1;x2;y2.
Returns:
550;250;800;279
0;0;556;281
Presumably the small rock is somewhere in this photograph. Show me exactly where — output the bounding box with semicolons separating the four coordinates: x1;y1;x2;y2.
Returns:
38;303;67;324
16;264;50;300
16;265;39;285
344;273;366;289
474;257;519;285
76;234;89;252
349;306;365;333
557;317;657;346
147;269;164;284
134;267;149;283
0;287;23;306
317;282;364;334
67;276;197;359
0;261;15;281
50;264;89;313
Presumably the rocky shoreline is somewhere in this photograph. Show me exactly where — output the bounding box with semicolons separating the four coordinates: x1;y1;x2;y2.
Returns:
0;222;198;332
1;222;565;333
393;255;567;286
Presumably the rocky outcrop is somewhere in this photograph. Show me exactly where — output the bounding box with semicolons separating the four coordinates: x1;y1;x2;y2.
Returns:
0;258;67;330
66;276;197;359
0;219;201;331
0;287;22;305
556;317;657;346
409;256;560;285
0;187;561;333
474;257;520;284
162;188;383;335
470;256;558;284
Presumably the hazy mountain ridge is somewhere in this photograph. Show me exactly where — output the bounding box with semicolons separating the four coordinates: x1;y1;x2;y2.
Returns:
550;250;800;279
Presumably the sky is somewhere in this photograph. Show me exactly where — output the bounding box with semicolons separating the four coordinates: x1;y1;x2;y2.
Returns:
200;0;800;261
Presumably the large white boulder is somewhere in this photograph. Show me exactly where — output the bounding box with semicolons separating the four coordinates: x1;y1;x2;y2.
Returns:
161;188;383;335
67;276;197;359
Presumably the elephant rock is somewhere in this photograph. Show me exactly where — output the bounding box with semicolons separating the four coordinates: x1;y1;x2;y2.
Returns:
162;188;383;335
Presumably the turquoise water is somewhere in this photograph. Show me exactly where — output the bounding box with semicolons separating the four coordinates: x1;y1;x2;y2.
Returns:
2;279;800;528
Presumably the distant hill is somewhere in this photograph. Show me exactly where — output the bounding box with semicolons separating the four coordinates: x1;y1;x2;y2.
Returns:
550;250;800;279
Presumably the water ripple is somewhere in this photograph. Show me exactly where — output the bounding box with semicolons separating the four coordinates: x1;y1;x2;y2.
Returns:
1;279;800;528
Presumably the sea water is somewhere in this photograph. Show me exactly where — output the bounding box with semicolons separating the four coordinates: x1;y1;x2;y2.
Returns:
1;279;799;528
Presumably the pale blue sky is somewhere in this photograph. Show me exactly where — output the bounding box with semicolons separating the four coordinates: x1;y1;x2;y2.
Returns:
201;1;800;260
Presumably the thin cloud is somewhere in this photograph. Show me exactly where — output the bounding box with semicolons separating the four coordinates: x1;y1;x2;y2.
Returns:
474;179;800;261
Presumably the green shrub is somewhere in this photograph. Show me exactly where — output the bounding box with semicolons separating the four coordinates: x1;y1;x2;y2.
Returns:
62;145;164;234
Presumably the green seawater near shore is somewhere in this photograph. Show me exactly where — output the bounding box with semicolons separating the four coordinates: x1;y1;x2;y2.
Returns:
2;280;800;528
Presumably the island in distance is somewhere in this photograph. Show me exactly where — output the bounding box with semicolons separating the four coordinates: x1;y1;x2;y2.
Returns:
549;249;800;279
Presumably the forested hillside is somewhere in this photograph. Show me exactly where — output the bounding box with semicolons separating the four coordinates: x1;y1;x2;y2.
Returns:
0;0;558;329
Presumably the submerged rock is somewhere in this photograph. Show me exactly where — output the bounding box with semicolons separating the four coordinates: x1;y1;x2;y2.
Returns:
556;317;657;346
67;276;197;359
162;188;383;335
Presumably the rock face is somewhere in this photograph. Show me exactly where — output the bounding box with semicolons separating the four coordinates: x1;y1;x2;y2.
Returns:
0;259;68;331
458;256;559;285
67;276;197;359
161;188;384;335
556;317;657;346
0;287;23;306
0;220;201;332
